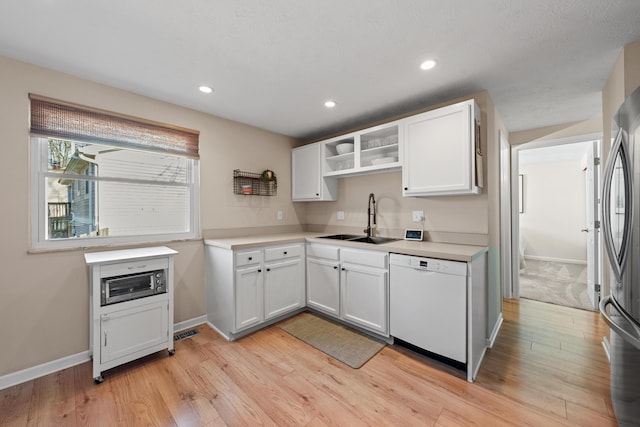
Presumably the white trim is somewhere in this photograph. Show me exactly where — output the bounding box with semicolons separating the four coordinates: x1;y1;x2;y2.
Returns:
0;351;91;391
0;315;208;390
524;255;587;265
488;312;504;348
206;321;231;341
174;315;207;333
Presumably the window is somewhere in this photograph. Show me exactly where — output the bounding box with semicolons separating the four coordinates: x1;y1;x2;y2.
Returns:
30;95;200;249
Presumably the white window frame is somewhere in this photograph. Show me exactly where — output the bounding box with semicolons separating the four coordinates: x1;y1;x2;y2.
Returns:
30;137;200;250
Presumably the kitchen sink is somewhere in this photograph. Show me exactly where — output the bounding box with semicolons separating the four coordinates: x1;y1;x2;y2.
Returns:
319;234;364;240
347;236;398;244
318;234;398;244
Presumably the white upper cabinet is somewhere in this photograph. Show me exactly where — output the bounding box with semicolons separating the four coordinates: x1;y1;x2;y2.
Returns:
402;100;482;197
292;143;337;201
323;121;401;177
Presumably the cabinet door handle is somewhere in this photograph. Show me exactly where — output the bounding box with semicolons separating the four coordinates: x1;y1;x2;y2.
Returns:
341;267;345;271
257;269;262;273
333;266;338;269
404;187;408;191
283;251;288;255
248;257;252;261
316;193;319;196
266;268;271;272
104;331;107;347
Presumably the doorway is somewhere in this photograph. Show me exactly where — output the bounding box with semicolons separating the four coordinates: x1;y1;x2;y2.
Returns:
510;135;602;311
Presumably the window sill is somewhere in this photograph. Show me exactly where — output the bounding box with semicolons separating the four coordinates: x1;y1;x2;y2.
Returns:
28;236;203;255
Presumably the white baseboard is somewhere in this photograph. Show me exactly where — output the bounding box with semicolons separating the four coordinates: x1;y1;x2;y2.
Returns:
524;255;587;265
174;315;207;333
488;313;504;349
0;315;208;391
0;351;91;391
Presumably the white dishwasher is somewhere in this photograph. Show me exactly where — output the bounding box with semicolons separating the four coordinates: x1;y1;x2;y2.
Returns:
390;253;467;364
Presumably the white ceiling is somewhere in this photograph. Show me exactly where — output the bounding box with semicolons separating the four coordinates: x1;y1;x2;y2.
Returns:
1;1;640;141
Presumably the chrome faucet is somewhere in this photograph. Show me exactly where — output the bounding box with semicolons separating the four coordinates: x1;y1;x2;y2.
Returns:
364;193;376;237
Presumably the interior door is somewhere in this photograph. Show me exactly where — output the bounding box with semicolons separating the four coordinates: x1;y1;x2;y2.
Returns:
585;140;601;310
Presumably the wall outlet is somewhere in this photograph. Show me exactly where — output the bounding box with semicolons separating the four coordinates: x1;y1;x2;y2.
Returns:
412;210;425;222
277;210;283;220
336;211;345;221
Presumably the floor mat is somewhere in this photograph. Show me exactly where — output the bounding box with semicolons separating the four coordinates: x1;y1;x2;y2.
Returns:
280;312;385;369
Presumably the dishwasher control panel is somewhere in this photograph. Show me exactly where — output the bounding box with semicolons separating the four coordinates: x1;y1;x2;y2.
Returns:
390;253;467;276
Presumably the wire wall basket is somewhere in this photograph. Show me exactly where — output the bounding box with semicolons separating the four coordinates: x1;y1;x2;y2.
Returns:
233;169;277;196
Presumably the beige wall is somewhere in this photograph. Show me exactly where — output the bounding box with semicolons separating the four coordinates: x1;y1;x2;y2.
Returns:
0;56;299;377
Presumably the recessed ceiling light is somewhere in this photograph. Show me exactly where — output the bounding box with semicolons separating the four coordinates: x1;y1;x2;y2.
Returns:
324;100;337;108
199;85;213;94
420;59;437;71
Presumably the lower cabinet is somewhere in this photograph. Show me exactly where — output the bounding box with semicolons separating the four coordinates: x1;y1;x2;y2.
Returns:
100;298;169;364
234;265;263;331
306;244;341;317
340;248;389;336
206;242;305;339
306;243;389;337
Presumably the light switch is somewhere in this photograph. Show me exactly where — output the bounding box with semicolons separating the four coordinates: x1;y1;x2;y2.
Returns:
277;210;283;220
337;211;345;221
412;210;425;222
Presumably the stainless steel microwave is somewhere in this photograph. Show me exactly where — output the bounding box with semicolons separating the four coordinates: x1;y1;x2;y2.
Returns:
101;269;166;306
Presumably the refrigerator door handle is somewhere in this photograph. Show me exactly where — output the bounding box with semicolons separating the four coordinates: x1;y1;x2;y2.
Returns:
600;295;640;350
601;128;632;283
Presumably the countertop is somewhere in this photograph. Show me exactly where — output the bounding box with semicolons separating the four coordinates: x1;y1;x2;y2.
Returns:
204;233;487;262
84;246;178;265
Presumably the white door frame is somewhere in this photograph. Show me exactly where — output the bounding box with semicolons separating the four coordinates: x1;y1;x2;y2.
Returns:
499;131;513;298
507;133;602;299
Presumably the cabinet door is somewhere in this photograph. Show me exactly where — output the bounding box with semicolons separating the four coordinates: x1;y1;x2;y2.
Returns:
341;263;388;335
292;143;337;201
100;299;169;364
264;258;305;320
235;266;263;332
403;100;478;196
306;257;340;317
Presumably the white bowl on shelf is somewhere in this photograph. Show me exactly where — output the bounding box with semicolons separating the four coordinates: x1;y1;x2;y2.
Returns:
336;143;354;155
371;156;396;165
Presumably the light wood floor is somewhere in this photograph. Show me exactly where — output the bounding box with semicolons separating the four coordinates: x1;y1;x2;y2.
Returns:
1;299;617;426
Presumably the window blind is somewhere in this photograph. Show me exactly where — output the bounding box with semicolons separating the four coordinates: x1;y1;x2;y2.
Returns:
29;94;200;159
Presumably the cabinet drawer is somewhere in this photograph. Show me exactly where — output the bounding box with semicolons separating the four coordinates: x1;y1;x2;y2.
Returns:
235;250;262;267
264;244;303;262
341;248;387;269
307;243;340;260
100;257;168;278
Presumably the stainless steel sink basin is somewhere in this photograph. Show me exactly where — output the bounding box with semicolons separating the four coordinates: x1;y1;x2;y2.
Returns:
319;234;364;240
318;234;398;244
347;236;398;244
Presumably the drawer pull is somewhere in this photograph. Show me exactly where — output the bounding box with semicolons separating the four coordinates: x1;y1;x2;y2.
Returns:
128;264;146;270
283;251;288;255
266;268;271;272
248;257;252;261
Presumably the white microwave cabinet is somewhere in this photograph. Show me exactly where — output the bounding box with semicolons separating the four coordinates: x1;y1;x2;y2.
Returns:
84;246;177;384
206;243;306;340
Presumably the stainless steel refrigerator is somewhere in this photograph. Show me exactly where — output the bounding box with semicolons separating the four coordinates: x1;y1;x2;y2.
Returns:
600;84;640;426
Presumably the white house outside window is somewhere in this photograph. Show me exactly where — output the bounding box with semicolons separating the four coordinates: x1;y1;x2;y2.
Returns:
30;95;200;249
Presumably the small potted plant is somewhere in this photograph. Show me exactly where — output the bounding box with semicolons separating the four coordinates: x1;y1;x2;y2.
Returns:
261;169;277;195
